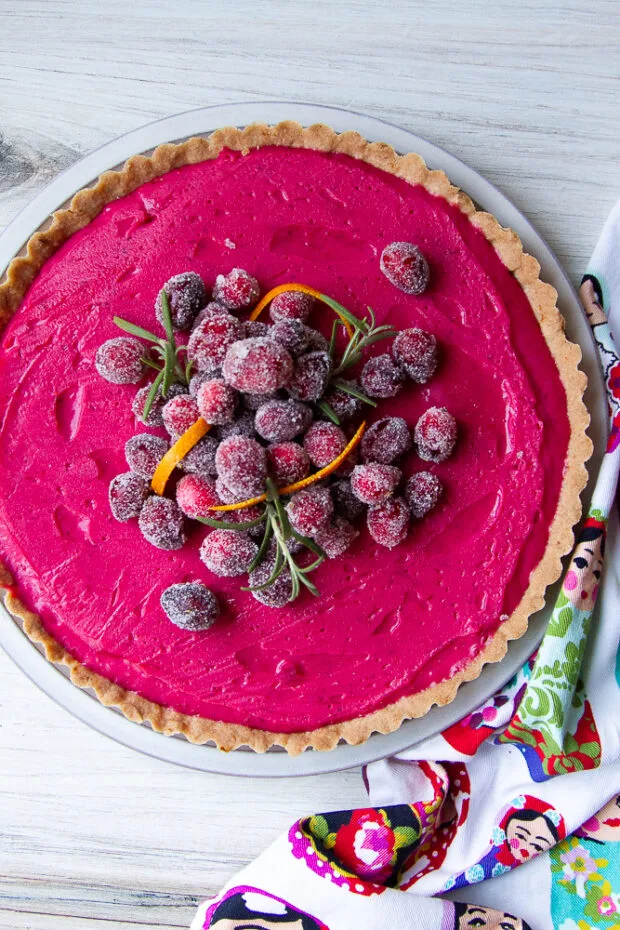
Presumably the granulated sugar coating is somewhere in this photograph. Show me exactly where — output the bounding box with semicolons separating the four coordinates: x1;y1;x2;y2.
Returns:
414;406;457;462
367;495;410;548
212;268;260;311
267;442;311;486
215;477;246;504
323;379;363;421
254;399;313;442
215;435;267;498
222;338;294;393
286;486;334;537
188;309;242;370
269;290;314;323
214;410;256;441
162;393;200;438
303;327;330;353
393;328;438;384
138;496;186;550
189;371;221;396
155;272;207;331
249;559;294;608
380;241;430;295
360;353;405;399
361;416;411;464
405;471;444;519
176;474;221;520
125;433;169;479
193;301;231;332
108;472;150;522
160;582;219;631
96;337;145;385
351;463;402;505
200;529;258;577
330;478;366;522
178;434;218;477
196;378;237;425
242;319;270;339
242;390;279;411
314;516;359;559
303;421;347;468
269;318;310;356
133;381;186;427
288;351;332;401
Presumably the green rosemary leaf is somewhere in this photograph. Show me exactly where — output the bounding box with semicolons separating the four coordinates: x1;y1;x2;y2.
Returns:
289;529;326;560
298;572;321;597
159;290;175;345
195;513;266;531
162;340;175;396
184;357;194;384
142;368;164;420
318;293;368;333
141;356;163;372
244;545;285;591
289;569;301;602
328;319;341;359
316;399;341;425
113;316;161;343
248;519;273;572
299;556;325;574
330;378;377;407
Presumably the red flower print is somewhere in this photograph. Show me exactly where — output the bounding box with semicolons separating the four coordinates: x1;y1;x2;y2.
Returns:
332;810;397;884
610;362;620;399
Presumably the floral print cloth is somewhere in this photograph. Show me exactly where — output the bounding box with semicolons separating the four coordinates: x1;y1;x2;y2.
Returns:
192;205;620;930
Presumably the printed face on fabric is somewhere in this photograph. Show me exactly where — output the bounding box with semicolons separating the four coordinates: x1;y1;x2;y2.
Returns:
578;794;620;843
504;809;559;861
452;902;532;930
204;887;329;930
563;519;606;611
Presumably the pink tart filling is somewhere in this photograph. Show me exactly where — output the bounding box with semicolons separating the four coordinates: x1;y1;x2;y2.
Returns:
0;147;569;732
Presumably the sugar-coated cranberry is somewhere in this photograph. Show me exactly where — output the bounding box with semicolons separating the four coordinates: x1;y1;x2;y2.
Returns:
156;272;207;331
249;560;293;608
243;390;279;411
176;474;221;519
286;487;334;537
178;434;218;477
367;496;410;548
242;319;270;339
303;421;347;468
215;435;267;498
160;582;219;631
322;380;363;422
193;301;229;331
360;354;404;399
314;516;359;559
288;351;332;402
132;381;186;427
405;471;443;518
350;463;401;505
138;496;185;550
414;406;457;462
189;370;222;397
188;309;242;370
125;433;169;479
303;326;330;353
330;478;366;521
200;529;258;577
214;410;256;441
212;268;260;311
267;442;310;487
270;290;314;323
225;503;266;539
393;328;438;383
195;378;237;425
162;393;200;438
361;416;411;464
96;337;145;385
380;241;430;295
223;338;293;394
109;472;150;522
215;476;246;504
269;319;310;357
254;399;313;442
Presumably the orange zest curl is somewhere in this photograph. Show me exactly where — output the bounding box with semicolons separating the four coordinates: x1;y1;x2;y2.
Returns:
250;283;355;338
151;418;211;495
209;420;366;512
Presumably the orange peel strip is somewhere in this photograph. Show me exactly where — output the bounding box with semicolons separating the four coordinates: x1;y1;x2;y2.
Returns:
209;420;367;512
250;283;354;338
151;418;211;495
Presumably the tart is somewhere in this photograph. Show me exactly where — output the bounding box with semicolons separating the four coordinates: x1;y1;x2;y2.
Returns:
0;122;591;754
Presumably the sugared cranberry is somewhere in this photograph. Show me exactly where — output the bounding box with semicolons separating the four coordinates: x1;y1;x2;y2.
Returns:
361;417;411;464
138;496;185;550
160;582;219;631
176;474;221;519
125;433;168;479
350;463;401;505
188;309;242;370
243;391;279;411
367;496;410;548
132;381;186;427
178;434;218;477
200;529;258;577
270;290;314;323
215;436;267;498
360;354;404;399
330;478;366;521
380;242;430;295
303;421;347;468
314;516;359;559
193;301;229;331
322;380;363;422
223;338;294;393
249;560;293;608
196;378;237;425
216;477;246;504
189;370;221;396
96;337;145;385
289;351;332;402
414;407;457;462
303;327;330;353
242;319;270;339
393;328;438;383
270;319;310;357
405;471;443;518
226;503;266;539
156;272;207;331
254;399;313;442
212;268;260;311
286;487;333;537
162;393;200;438
267;442;310;487
108;472;150;522
214;410;256;441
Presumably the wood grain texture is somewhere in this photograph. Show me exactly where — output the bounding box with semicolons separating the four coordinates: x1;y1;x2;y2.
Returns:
0;1;618;928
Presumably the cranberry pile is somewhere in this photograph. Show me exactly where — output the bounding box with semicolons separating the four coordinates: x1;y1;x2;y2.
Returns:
96;246;458;628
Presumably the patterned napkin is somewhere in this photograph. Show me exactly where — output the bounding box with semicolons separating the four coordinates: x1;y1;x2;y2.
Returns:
191;204;620;930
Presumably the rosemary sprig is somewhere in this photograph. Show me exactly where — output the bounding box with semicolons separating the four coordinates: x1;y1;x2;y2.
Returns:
332;305;398;376
315;399;341;425
330;377;378;408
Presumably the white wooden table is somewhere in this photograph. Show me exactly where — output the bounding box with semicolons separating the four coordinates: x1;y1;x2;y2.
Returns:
0;2;618;927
